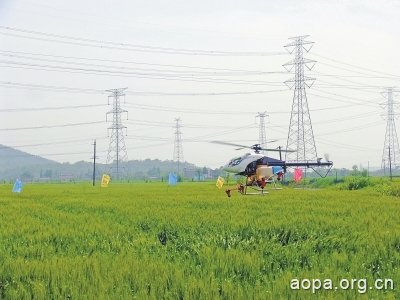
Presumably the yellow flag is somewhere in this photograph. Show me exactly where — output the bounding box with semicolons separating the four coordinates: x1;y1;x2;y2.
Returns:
101;174;111;187
216;176;225;189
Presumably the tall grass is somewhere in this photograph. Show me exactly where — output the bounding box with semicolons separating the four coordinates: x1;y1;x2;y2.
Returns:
0;182;399;299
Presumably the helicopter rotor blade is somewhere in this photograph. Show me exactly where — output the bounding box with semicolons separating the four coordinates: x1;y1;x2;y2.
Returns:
211;140;296;153
210;141;252;150
267;147;296;153
259;147;295;153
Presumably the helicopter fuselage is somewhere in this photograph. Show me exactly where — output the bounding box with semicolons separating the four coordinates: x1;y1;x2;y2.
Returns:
223;152;334;176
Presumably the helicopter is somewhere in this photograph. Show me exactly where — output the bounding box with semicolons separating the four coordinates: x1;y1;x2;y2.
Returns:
212;141;333;197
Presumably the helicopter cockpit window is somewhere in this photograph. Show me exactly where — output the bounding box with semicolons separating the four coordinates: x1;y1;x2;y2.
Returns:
229;157;242;166
228;153;250;166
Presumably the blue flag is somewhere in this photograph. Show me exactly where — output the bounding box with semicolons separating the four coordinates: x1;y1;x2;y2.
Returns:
12;179;23;193
168;173;178;185
272;166;283;174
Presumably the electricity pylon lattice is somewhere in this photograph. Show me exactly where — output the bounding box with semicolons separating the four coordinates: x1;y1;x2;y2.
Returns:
106;88;128;179
283;35;318;163
257;112;267;154
173;118;184;175
381;87;400;171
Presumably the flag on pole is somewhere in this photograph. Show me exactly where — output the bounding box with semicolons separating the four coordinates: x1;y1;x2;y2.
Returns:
273;166;284;181
168;173;178;185
272;166;283;174
216;176;225;189
101;174;111;187
294;168;303;183
12;178;23;193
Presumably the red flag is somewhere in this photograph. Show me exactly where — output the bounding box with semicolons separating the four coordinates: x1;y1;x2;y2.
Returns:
294;168;303;183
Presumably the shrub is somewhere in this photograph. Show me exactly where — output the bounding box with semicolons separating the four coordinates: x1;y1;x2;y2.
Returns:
338;176;371;190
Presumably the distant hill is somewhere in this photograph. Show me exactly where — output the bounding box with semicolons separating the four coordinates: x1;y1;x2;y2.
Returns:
0;145;60;181
0;145;59;168
0;145;222;181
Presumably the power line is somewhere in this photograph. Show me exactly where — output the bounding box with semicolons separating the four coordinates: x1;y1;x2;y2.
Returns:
0;103;106;112
314;60;400;82
317;121;382;136
125;89;288;96
0;49;285;73
312;53;400;79
0;26;286;56
0;80;105;94
124;103;249;115
0;81;372;115
125;135;170;142
0;137;108;149
0;104;373;134
125;119;249;129
124;102;258;115
4;47;393;89
0;80;288;97
314;70;399;88
309;90;379;108
0;120;104;131
316;138;380;152
127;142;171;150
266;121;383;150
0;78;386;104
315;72;400;81
0;60;282;86
315;80;387;91
0;50;286;76
312;110;380;125
125;99;376;117
188;124;257;141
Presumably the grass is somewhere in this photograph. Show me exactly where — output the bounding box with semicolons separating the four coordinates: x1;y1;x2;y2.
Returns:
0;182;399;299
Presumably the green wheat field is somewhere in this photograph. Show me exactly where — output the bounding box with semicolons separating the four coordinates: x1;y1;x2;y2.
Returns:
0;181;400;299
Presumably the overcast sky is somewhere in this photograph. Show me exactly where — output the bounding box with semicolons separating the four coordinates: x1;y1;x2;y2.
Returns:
0;0;399;169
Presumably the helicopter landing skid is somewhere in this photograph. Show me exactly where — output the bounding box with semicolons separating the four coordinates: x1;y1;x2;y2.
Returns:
242;191;269;196
242;185;268;195
225;183;272;197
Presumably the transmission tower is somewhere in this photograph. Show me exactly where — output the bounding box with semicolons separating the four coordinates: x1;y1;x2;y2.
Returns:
106;88;128;179
256;112;267;154
173;118;184;175
283;35;318;163
381;87;400;173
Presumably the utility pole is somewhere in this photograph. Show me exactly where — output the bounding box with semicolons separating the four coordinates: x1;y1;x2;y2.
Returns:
278;146;282;161
389;146;393;181
92;139;98;186
381;87;400;176
283;35;318;164
106;88;128;180
256;112;267;154
173;118;184;177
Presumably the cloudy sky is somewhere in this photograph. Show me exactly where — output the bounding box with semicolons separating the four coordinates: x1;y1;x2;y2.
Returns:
0;0;399;169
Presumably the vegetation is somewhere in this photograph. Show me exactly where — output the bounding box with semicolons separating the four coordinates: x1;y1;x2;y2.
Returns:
0;182;399;299
0;145;221;181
